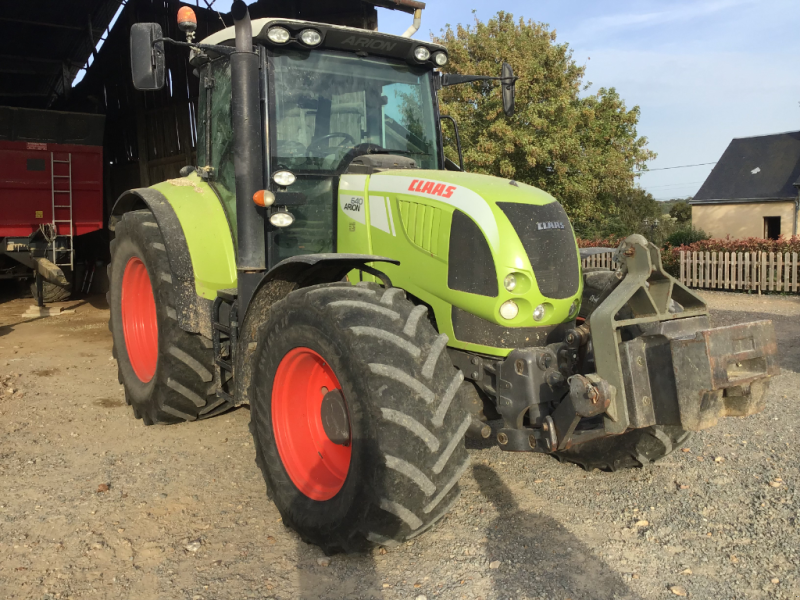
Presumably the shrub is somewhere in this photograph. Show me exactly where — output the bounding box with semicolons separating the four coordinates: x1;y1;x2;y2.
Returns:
576;236;624;249
666;226;709;247
667;236;800;255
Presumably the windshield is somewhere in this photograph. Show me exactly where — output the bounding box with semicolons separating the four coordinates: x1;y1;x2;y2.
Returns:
270;49;439;173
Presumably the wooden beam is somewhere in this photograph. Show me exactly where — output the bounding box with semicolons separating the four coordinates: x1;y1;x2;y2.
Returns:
88;15;98;61
0;92;50;97
0;54;72;65
0;66;41;75
61;61;72;101
0;16;105;33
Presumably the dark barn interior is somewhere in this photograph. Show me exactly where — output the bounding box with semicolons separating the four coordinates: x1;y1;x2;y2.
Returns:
1;0;418;220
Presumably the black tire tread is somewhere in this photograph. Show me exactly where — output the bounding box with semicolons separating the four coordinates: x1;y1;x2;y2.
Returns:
554;425;693;471
30;269;72;303
249;282;470;552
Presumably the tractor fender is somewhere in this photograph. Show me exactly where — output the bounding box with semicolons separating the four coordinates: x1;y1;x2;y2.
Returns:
110;186;227;337
234;254;399;406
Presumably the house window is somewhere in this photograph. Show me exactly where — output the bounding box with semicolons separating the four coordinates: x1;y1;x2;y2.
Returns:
764;216;781;240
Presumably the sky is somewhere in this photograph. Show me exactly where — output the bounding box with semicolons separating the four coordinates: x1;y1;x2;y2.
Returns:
379;0;800;200
110;0;800;200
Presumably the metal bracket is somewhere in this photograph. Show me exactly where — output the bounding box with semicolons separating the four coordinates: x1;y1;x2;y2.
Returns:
589;235;708;434
212;289;238;403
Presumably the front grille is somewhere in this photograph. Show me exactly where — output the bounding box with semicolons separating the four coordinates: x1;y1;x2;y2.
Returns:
497;201;580;299
447;210;497;297
452;306;573;348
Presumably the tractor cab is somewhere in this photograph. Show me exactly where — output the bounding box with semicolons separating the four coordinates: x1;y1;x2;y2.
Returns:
188;20;446;265
130;11;514;271
190;19;452;268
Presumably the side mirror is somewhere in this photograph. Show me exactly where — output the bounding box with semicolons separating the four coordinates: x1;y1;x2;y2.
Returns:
502;62;516;117
130;23;165;91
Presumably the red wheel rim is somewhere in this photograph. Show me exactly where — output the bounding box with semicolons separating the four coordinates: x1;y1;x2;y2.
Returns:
121;256;158;383
272;347;351;501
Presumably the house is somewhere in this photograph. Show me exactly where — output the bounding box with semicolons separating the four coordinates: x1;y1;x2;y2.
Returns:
690;131;800;240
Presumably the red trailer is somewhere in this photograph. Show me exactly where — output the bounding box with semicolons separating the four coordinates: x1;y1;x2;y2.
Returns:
0;107;104;301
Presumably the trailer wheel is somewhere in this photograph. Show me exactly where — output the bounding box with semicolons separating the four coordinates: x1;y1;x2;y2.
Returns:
553;425;692;471
249;282;470;552
29;268;72;303
107;210;233;424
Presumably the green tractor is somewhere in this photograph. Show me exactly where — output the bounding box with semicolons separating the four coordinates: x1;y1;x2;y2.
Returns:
110;1;778;552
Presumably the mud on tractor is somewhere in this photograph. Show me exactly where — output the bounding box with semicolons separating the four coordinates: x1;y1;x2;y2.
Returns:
110;1;778;552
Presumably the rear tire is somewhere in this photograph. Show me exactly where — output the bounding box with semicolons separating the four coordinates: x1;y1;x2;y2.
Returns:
107;210;233;425
554;425;692;471
249;282;471;552
29;268;72;303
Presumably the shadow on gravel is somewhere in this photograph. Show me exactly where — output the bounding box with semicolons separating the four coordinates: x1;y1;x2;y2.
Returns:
295;540;381;600
708;308;800;372
473;463;642;600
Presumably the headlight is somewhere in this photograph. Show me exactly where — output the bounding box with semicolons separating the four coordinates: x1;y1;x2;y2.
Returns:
413;46;431;61
433;52;448;66
503;274;516;292
272;170;296;186
267;27;291;44
499;300;519;320
533;304;546;321
269;210;294;228
299;29;322;46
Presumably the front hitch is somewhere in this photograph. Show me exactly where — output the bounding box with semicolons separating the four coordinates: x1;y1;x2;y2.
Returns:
451;234;778;453
588;234;776;434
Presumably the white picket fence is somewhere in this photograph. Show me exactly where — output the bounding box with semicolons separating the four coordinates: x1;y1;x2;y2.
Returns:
580;250;800;293
679;250;799;292
581;253;616;270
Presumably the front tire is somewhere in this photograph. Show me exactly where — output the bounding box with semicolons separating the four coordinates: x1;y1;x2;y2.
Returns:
249;282;471;552
108;210;233;424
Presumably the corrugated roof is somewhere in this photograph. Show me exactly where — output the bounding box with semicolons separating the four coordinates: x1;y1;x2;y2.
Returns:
691;131;800;205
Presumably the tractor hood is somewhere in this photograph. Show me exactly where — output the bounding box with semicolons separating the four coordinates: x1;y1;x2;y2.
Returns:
337;169;584;356
367;170;556;252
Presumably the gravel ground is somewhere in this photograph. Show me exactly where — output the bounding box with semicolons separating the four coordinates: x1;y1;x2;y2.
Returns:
0;288;798;600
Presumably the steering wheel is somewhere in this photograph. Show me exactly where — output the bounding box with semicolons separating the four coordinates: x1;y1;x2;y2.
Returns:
277;139;307;158
306;132;356;157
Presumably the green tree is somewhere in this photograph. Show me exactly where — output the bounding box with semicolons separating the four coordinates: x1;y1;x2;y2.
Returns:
581;188;662;236
434;12;656;229
669;200;692;223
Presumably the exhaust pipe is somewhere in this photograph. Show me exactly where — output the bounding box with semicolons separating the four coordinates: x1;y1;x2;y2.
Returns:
401;8;422;38
232;0;252;51
230;0;265;310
